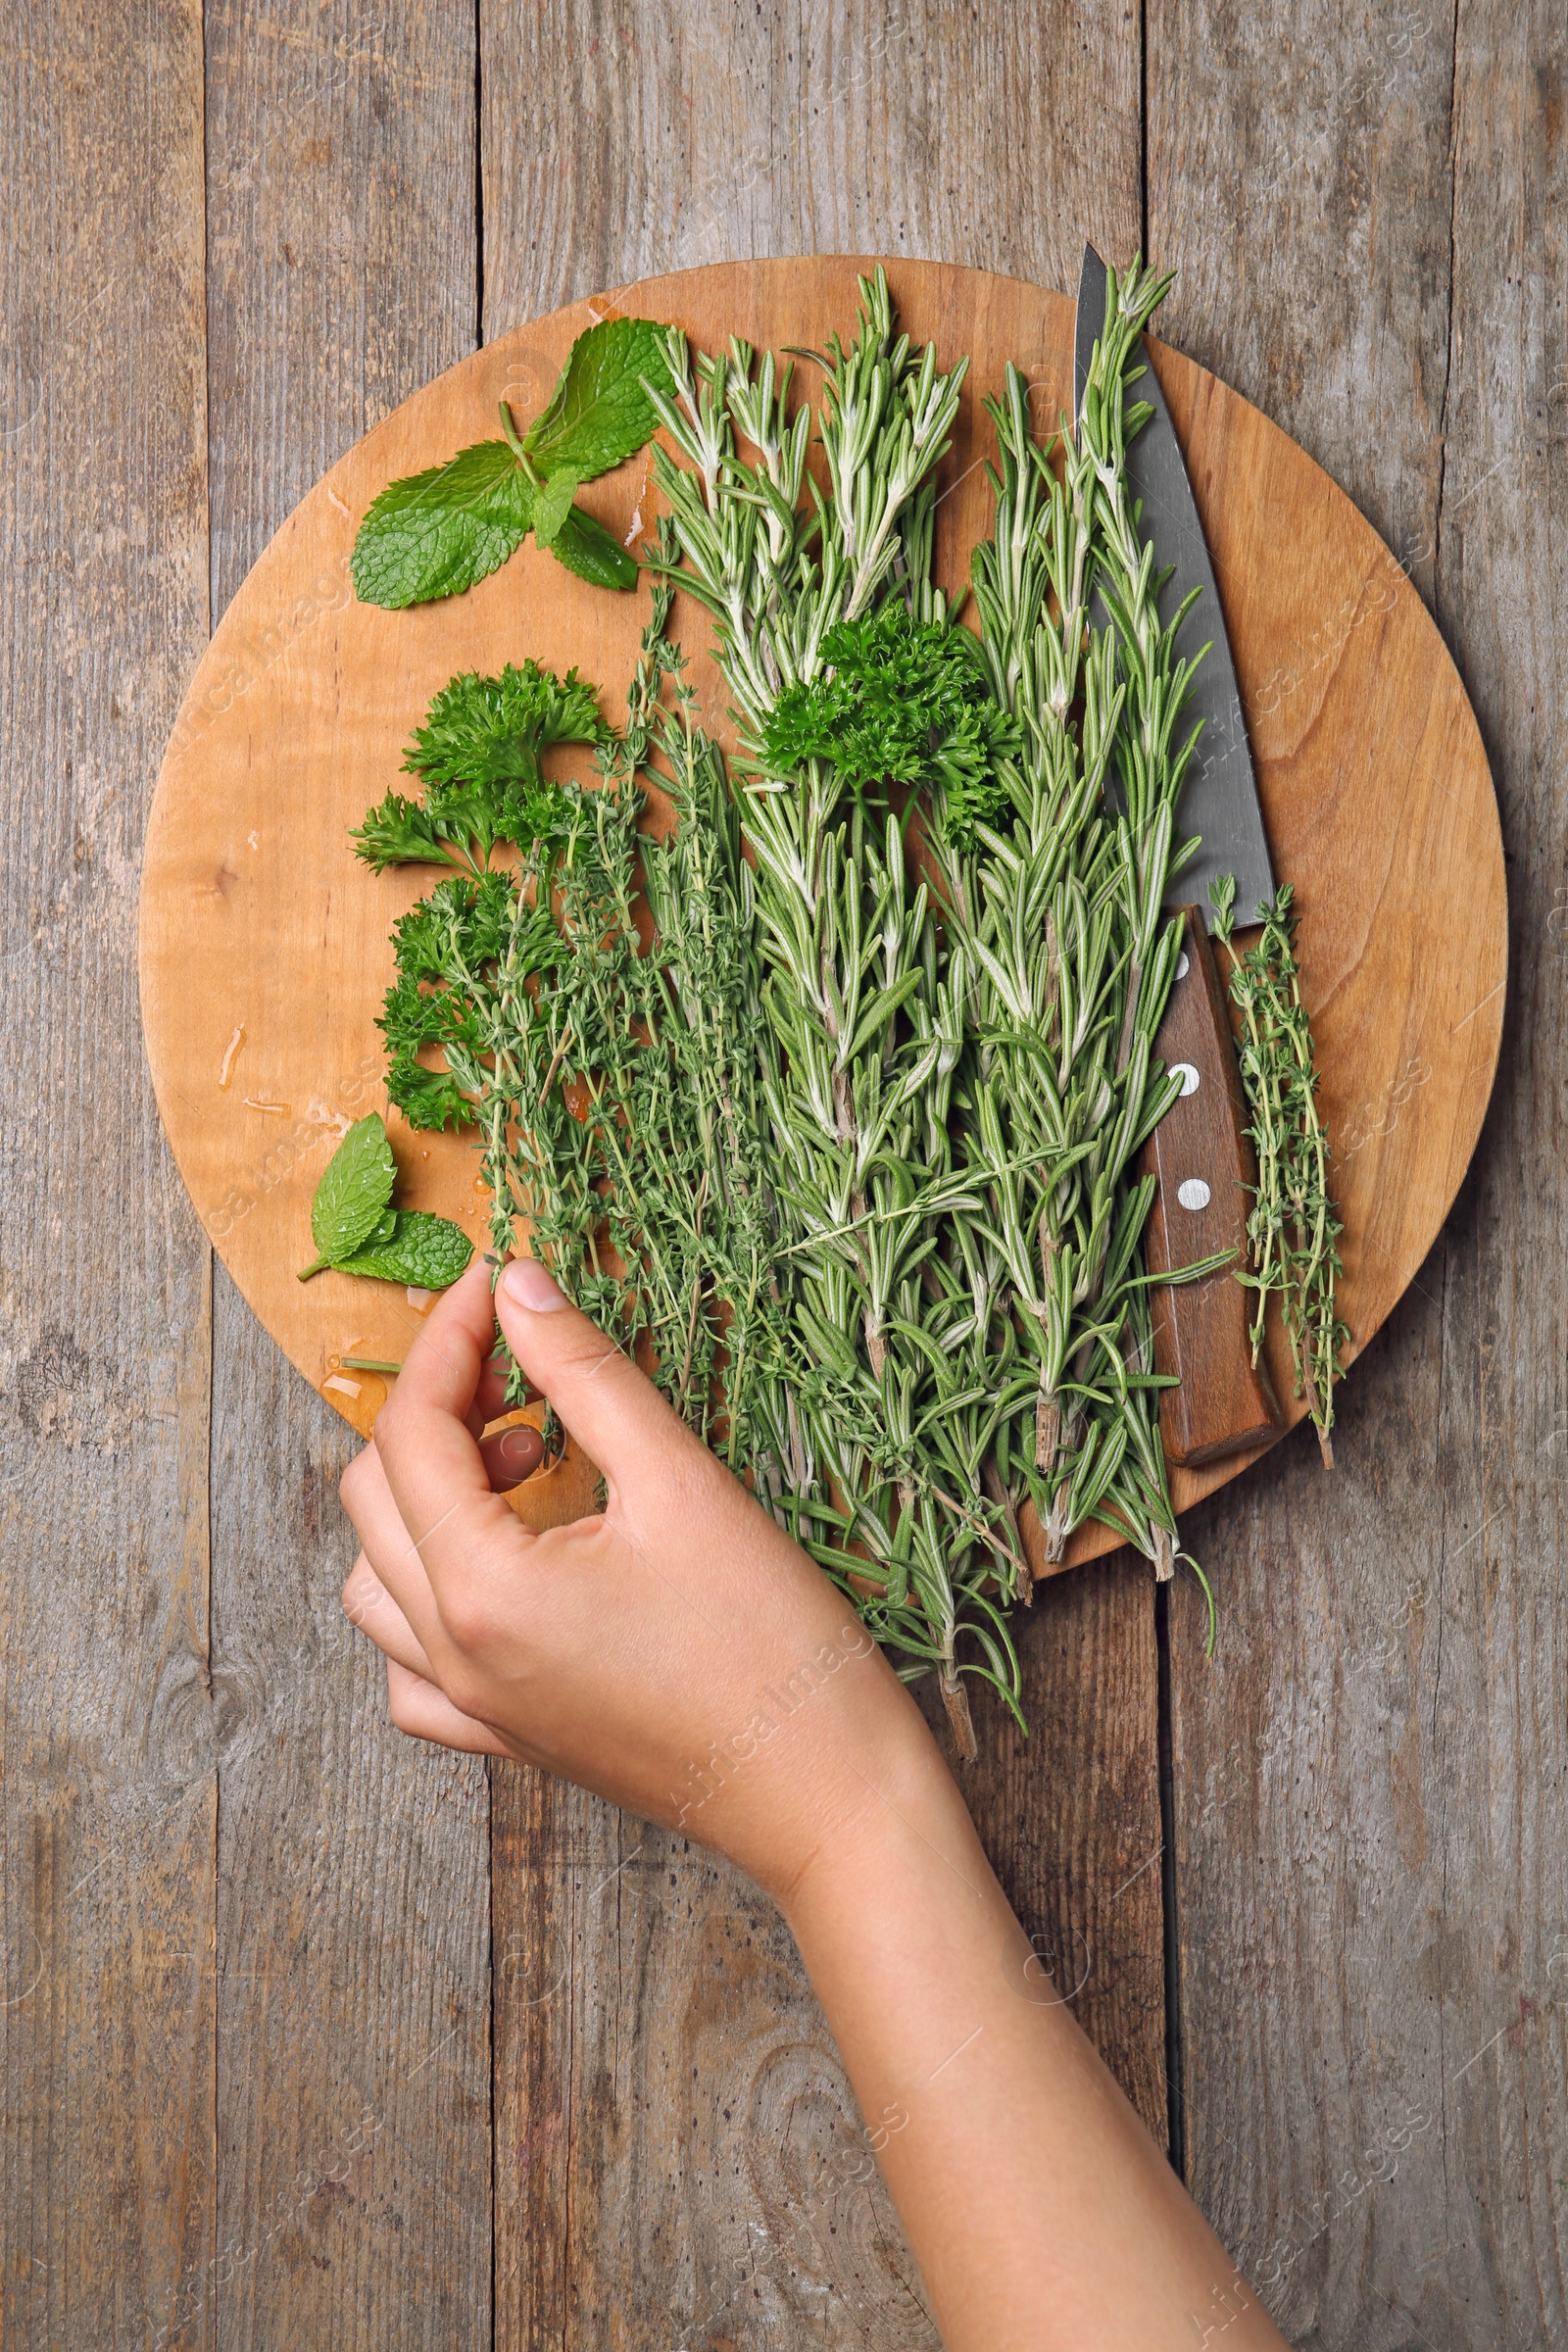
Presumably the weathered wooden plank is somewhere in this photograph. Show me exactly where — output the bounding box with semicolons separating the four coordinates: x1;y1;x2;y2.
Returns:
484;0;1141;338
483;7;1160;2343
1414;6;1568;2336
1154;4;1568;2343
198;9;492;2345
0;7;215;2350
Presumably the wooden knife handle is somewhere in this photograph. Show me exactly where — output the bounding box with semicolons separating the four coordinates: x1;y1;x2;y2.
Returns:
1140;906;1283;1467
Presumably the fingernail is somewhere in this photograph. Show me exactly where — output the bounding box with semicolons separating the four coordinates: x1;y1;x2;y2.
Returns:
499;1426;535;1462
501;1256;568;1312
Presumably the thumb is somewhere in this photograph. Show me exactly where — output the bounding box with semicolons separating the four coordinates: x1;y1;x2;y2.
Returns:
494;1256;700;1494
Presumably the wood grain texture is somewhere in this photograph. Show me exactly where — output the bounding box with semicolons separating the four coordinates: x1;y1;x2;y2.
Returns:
1154;4;1567;2346
17;9;1545;2348
925;1549;1172;2143
1425;12;1568;2337
199;8;493;2344
483;0;1140;342
0;8;216;2351
494;1772;941;2350
481;10;1156;2342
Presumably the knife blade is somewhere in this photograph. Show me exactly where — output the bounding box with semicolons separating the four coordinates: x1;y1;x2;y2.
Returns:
1074;243;1275;930
1074;243;1282;1466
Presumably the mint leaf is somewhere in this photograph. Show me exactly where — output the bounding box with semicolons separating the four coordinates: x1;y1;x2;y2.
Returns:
523;317;674;481
531;468;580;551
351;321;671;609
301;1114;398;1276
549;505;639;592
352;440;535;609
334;1210;474;1289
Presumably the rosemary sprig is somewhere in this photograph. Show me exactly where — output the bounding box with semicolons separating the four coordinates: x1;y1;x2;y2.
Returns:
1209;875;1347;1465
649;273;1019;1753
940;257;1200;1584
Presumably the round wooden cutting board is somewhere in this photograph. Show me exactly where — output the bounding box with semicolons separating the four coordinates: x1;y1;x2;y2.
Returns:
139;258;1505;1572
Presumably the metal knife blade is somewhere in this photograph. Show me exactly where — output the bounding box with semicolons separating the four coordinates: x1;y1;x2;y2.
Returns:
1074;243;1275;930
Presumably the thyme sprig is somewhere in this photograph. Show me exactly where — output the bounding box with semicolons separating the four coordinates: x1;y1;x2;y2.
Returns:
372;560;788;1463
1209;875;1347;1465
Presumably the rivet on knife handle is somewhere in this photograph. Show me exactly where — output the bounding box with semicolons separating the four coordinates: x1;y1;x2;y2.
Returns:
1140;906;1283;1467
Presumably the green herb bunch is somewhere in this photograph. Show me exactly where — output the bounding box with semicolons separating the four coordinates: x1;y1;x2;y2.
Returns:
649;274;1037;1749
1209;875;1346;1464
346;263;1253;1745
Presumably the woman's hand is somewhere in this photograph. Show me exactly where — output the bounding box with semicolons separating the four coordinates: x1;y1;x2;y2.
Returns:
339;1251;1291;2351
339;1252;938;1901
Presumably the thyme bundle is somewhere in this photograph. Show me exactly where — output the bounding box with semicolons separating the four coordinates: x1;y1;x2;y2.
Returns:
1209;876;1346;1463
371;568;785;1466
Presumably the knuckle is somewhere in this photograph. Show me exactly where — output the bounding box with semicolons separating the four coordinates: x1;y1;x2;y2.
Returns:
438;1658;488;1723
557;1327;622;1386
437;1578;495;1659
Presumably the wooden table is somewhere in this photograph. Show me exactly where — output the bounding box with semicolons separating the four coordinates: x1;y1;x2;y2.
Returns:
3;7;1561;2346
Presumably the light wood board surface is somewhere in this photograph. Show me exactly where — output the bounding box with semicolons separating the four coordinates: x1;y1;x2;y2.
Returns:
140;255;1506;1566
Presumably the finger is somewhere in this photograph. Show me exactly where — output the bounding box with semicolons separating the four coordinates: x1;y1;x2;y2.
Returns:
369;1261;533;1597
339;1439;451;1663
396;1254;497;1424
342;1553;437;1681
478;1417;546;1491
470;1341;541;1435
385;1659;514;1758
493;1256;710;1498
471;1348;513;1431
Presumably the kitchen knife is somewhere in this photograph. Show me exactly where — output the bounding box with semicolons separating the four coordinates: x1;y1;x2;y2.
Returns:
1073;245;1275;924
1074;243;1282;1465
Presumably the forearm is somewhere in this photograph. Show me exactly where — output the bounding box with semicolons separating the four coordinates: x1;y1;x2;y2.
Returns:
780;1740;1289;2352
